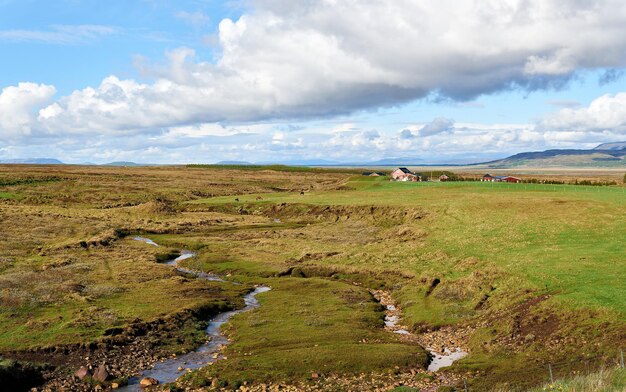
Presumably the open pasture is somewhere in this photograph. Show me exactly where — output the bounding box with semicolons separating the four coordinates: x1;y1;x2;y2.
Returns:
0;165;624;390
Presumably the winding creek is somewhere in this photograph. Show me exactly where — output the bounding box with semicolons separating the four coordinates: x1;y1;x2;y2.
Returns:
121;237;270;390
129;236;463;389
376;291;468;372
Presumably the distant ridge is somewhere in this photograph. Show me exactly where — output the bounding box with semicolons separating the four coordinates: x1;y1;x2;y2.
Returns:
480;142;626;168
0;158;63;164
594;141;626;151
255;159;341;166
102;161;142;166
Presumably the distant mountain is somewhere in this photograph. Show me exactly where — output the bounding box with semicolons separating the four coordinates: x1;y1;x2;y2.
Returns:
363;157;425;166
480;143;626;168
102;161;141;166
255;159;342;166
594;141;626;151
0;158;63;164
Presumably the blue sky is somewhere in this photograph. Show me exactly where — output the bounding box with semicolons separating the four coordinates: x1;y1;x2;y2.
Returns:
0;0;238;94
1;0;626;164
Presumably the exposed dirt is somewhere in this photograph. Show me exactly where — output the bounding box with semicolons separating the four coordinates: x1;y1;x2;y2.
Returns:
5;304;233;391
206;203;429;226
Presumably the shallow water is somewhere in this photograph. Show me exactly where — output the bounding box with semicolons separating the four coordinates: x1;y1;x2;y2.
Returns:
120;238;269;390
383;303;467;371
427;348;468;372
166;251;195;265
167;251;225;282
133;236;158;247
119;286;271;391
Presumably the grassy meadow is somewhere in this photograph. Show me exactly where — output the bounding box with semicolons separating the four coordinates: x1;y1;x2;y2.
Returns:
0;165;624;390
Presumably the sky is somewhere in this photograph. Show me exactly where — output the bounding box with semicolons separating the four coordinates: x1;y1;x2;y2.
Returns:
1;0;626;164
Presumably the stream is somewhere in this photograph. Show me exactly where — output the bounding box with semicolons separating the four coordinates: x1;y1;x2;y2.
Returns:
376;292;468;372
120;237;270;390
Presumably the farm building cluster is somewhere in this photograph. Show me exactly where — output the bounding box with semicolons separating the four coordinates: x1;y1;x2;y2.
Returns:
363;168;523;183
481;174;522;183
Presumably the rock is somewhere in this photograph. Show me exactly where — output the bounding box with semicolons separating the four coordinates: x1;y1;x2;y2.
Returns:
311;372;320;379
211;378;219;388
75;366;92;380
93;364;109;382
111;383;120;389
140;377;159;387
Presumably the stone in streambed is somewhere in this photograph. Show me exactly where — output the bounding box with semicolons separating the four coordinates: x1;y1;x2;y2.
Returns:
93;364;109;382
75;366;92;380
140;377;159;387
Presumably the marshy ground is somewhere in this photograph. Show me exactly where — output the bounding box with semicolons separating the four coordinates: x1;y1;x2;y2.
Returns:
0;165;624;391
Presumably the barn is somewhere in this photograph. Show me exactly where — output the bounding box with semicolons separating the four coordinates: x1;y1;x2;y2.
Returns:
501;176;522;183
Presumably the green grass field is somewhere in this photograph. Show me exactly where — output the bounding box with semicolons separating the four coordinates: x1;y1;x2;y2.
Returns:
187;176;625;388
0;166;624;390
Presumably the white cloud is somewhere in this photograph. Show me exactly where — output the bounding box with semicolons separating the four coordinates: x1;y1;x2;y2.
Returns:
4;1;626;163
0;25;118;44
167;123;249;138
540;93;626;134
419;118;455;137
524;51;576;76
175;11;211;28
0;83;56;137
12;0;626;136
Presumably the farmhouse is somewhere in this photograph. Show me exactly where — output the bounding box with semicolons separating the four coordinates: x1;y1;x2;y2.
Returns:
482;174;522;183
391;167;421;181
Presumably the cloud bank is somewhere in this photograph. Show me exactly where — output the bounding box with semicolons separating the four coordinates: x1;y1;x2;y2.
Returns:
3;0;626;135
541;93;626;133
2;0;626;162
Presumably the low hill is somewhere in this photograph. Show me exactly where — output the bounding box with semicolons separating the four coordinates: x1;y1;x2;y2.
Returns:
102;161;142;166
481;143;626;168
